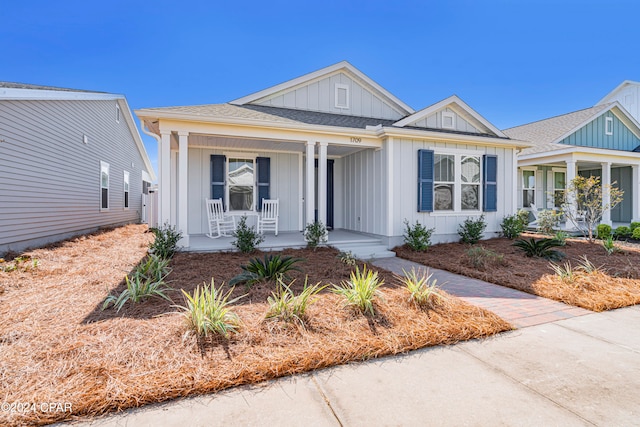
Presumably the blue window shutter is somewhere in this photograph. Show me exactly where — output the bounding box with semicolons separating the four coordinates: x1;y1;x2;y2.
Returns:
210;155;226;206
483;154;497;212
256;157;270;211
418;149;434;212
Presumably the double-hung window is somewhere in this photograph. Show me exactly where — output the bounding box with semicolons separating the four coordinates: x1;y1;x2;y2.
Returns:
228;158;255;211
100;161;110;210
123;171;130;209
553;171;565;209
433;154;455;211
522;170;536;208
461;156;481;210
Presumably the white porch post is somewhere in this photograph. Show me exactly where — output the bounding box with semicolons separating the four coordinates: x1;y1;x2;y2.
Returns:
565;159;577;223
177;131;190;247
170;151;177;226
386;137;394;237
633;164;640;221
317;142;328;226
601;162;612;226
159;130;171;226
305;141;315;226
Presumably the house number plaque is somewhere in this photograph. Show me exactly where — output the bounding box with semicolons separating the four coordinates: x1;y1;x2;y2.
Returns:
350;137;362;143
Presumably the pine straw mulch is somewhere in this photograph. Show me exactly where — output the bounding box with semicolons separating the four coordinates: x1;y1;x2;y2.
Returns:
395;233;640;312
0;225;511;427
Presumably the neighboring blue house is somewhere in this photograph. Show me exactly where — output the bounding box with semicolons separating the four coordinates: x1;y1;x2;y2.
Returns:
505;101;640;225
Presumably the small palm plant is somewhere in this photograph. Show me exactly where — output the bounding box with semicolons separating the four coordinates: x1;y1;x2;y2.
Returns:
397;267;445;308
230;254;303;287
332;265;383;316
265;277;327;325
177;280;244;338
102;254;172;312
513;237;564;260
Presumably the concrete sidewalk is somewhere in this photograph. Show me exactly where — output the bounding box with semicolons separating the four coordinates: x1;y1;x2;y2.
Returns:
66;305;640;427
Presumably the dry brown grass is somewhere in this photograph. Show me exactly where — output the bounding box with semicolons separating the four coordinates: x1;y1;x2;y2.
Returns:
395;233;640;312
0;225;510;426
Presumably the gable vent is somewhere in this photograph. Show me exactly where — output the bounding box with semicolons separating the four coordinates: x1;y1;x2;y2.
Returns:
335;83;349;109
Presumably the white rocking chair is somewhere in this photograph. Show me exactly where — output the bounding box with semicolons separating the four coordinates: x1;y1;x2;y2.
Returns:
257;199;279;236
206;198;236;238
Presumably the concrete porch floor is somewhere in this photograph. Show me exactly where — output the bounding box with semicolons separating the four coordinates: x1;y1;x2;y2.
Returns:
186;229;382;252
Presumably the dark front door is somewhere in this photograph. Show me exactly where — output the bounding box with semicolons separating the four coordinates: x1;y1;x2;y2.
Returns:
314;159;334;229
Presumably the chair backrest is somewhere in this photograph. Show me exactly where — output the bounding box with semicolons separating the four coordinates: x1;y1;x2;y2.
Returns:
261;199;279;219
529;203;539;219
206;198;225;221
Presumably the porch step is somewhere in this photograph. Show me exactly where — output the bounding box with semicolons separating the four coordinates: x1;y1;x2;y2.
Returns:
331;241;396;260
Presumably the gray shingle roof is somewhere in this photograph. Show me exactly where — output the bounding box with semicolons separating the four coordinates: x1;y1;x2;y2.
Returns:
503;104;611;155
0;81;104;93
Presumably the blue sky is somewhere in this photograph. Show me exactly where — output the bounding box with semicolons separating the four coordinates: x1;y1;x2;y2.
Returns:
3;0;639;176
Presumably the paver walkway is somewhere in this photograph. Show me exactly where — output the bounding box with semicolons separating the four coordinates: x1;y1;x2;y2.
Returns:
372;257;590;328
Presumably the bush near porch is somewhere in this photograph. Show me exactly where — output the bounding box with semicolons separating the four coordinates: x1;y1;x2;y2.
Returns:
0;225;509;426
395;233;640;312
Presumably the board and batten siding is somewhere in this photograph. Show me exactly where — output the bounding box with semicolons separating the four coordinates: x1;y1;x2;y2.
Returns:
0;99;151;254
391;138;515;245
187;147;300;235
255;72;404;120
560;111;640;151
410;107;480;134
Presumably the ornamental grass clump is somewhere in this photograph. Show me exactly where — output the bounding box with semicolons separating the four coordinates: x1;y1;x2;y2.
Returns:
397;267;445;309
229;254;303;287
265;278;326;325
333;265;384;316
178;279;244;338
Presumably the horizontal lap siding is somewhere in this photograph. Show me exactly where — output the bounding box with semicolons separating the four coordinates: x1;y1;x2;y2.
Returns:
0;99;150;252
392;138;514;243
187;148;300;234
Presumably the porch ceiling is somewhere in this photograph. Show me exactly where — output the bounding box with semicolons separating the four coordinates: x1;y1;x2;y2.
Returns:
186;133;368;157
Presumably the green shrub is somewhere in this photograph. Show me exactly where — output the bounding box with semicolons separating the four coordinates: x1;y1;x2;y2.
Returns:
602;236;617;255
337;250;357;266
102;255;172;312
230;254;303;287
304;221;328;249
630;222;640;232
149;223;182;259
232;215;264;253
458;215;486;244
614;226;631;238
177;280;243;338
537;210;562;235
397;267;444;308
332;265;384;316
553;231;569;246
500;214;527;239
466;246;505;270
632;227;640;240
265;278;326;325
403;220;435;251
513;237;564;260
596;224;612;240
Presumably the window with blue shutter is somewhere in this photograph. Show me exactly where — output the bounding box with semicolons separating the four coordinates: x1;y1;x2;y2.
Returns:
210;154;226;207
483;154;497;212
418;149;434;212
256;157;270;211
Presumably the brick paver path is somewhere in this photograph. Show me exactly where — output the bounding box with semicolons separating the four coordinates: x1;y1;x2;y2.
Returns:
373;257;590;328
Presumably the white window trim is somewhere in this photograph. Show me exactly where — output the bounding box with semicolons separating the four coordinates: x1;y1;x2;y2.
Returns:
123;170;130;210
431;149;483;214
116;104;121;123
441;111;456;129
552;169;566;209
100;161;110;211
223;151;257;213
521;167;537;209
605;116;613;135
334;83;350;109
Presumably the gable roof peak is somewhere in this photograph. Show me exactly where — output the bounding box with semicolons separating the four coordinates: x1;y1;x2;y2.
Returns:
596;80;640;105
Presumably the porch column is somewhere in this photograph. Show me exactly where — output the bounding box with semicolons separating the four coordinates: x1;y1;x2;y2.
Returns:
317;142;328;226
633;164;640;221
305;141;315;226
177;131;190;247
170;151;177;226
601;162;612;226
159;130;171;226
565;159;577;224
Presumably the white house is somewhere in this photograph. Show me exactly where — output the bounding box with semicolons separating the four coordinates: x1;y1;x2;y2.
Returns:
0;83;156;255
135;61;530;252
506;86;640;226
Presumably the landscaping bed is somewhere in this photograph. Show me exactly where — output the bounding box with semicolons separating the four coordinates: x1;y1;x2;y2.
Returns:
395;233;640;312
0;225;510;426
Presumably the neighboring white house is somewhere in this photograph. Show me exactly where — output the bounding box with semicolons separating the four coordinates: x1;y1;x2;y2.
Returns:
506;93;640;226
0;82;156;255
135;61;530;250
